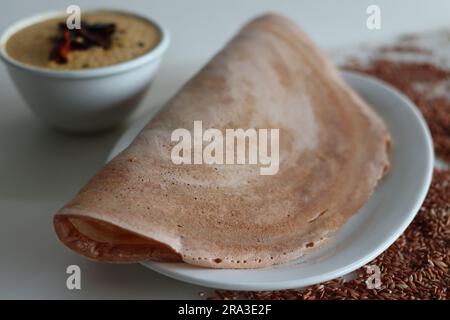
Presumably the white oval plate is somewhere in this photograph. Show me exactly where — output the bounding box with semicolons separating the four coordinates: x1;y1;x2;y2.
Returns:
107;71;434;291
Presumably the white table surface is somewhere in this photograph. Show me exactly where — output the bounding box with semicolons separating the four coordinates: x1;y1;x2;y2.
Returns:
0;0;448;299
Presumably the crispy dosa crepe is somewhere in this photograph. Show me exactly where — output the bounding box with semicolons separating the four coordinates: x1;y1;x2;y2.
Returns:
54;14;391;268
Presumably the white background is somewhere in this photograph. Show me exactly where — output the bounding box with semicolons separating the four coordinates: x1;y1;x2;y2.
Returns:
0;0;448;299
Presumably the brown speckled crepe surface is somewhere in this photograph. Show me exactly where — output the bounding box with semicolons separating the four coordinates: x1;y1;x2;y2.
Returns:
210;28;450;298
53;14;391;269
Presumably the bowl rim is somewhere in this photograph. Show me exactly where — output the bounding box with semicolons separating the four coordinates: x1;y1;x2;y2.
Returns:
0;8;170;79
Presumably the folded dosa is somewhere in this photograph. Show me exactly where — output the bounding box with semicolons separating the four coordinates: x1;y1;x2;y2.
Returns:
54;14;391;268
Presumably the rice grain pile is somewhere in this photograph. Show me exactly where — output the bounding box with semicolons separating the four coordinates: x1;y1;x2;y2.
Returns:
209;29;450;300
342;29;450;163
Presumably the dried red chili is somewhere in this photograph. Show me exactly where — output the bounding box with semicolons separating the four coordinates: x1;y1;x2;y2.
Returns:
49;21;116;64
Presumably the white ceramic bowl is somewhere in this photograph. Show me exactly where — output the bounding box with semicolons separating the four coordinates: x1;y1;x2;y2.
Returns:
0;10;170;133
